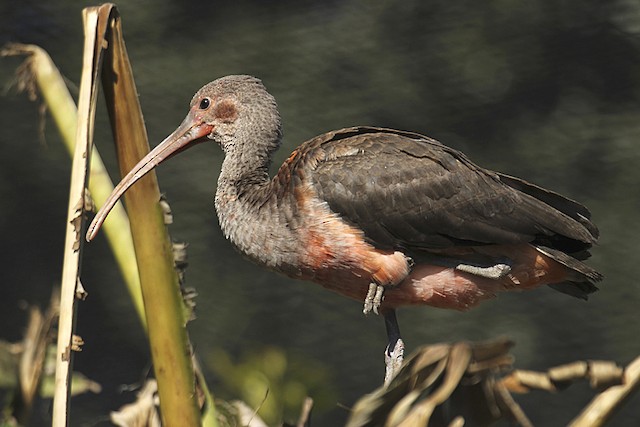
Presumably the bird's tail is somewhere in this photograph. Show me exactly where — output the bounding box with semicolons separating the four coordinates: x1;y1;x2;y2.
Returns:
534;245;602;300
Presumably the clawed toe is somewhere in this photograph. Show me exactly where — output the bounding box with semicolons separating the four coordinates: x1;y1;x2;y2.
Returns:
363;283;385;315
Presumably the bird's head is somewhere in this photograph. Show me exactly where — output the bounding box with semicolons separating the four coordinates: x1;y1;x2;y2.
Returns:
190;75;281;153
85;75;281;241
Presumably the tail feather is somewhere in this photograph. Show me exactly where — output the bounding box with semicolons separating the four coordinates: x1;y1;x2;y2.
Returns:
549;281;599;300
535;245;602;300
499;172;599;239
502;173;603;300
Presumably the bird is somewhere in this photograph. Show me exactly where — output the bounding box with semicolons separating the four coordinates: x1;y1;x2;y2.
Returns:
87;75;602;383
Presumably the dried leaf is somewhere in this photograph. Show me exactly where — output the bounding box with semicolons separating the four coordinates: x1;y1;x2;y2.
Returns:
570;356;640;427
548;361;588;384
346;338;517;427
159;195;173;225
70;335;84;352
231;401;269;427
502;359;624;394
110;380;161;427
588;360;624;389
509;369;556;392
75;279;88;300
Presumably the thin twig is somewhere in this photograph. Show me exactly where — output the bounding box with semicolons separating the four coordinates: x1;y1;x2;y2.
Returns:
494;381;534;427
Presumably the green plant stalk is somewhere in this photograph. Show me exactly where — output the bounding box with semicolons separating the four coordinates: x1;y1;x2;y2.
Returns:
5;43;145;327
97;5;202;426
194;356;219;426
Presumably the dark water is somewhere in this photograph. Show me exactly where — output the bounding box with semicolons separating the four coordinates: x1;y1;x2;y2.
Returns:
1;1;640;425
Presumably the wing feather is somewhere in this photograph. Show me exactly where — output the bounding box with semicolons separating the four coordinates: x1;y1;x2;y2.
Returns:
295;127;597;252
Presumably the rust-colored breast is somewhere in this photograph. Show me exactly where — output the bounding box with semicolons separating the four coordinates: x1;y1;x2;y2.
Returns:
291;174;411;302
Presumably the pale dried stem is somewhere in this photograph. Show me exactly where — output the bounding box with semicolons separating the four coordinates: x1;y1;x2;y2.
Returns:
569;356;640;427
51;8;101;426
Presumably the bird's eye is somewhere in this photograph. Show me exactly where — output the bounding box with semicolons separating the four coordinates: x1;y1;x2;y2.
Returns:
199;98;211;110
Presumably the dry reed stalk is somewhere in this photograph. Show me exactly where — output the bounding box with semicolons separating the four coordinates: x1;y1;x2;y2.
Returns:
569;356;640;427
51;7;102;426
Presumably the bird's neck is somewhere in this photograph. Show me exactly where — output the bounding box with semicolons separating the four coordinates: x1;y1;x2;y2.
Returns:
214;139;300;273
217;154;271;198
215;146;273;231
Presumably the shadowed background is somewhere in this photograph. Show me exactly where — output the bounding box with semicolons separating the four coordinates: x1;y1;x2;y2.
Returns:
1;0;640;425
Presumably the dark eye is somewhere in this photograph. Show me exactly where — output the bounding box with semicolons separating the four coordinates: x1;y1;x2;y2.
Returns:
199;98;211;109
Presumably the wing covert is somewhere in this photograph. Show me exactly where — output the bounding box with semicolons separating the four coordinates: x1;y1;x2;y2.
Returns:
299;127;595;252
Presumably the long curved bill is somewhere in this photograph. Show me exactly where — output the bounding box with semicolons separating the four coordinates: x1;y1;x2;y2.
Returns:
86;112;213;242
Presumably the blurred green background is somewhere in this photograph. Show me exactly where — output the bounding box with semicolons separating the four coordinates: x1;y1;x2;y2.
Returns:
1;0;640;425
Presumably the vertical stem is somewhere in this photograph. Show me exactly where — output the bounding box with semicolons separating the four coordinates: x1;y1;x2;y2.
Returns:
52;9;99;427
99;6;202;426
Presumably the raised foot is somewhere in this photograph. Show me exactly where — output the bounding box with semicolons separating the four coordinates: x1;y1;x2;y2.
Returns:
363;283;385;315
455;262;511;279
384;338;405;386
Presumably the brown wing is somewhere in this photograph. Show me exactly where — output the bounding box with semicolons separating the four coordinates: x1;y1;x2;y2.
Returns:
294;127;597;254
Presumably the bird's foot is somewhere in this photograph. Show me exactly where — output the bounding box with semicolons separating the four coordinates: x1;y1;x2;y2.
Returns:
455;261;511;279
384;337;405;386
383;309;403;385
363;283;385;315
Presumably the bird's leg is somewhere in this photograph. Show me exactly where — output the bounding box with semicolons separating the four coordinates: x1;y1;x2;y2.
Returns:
423;253;512;279
382;308;404;385
455;261;511;279
364;256;413;315
363;283;386;315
